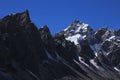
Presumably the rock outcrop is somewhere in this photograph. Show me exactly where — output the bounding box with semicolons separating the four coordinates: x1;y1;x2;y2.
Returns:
0;11;120;80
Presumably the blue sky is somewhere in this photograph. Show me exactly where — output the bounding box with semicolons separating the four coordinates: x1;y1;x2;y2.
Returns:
0;0;120;34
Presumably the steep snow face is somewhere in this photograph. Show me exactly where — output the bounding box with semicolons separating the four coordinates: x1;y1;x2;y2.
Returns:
63;20;92;45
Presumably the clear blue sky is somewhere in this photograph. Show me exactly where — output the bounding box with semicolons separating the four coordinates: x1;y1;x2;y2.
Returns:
0;0;120;34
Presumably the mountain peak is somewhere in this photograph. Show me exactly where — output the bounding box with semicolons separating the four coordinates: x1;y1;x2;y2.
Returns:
2;10;31;26
72;19;81;25
0;11;120;80
64;20;89;31
62;20;92;45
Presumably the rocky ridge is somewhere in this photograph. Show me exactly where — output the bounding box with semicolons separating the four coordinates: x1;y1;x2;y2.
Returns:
0;11;120;80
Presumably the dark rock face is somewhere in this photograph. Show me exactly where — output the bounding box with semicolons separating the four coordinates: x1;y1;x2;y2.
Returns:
94;28;108;43
0;11;120;80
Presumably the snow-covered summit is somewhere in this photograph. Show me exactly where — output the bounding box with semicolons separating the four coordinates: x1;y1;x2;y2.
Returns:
62;20;93;45
61;20;120;73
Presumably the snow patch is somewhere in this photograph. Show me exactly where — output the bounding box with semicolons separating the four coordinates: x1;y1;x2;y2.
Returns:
65;34;82;45
114;67;120;72
106;36;115;41
90;59;104;71
90;59;99;69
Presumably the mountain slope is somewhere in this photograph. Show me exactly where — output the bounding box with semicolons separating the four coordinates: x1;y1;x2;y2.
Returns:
0;11;120;80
